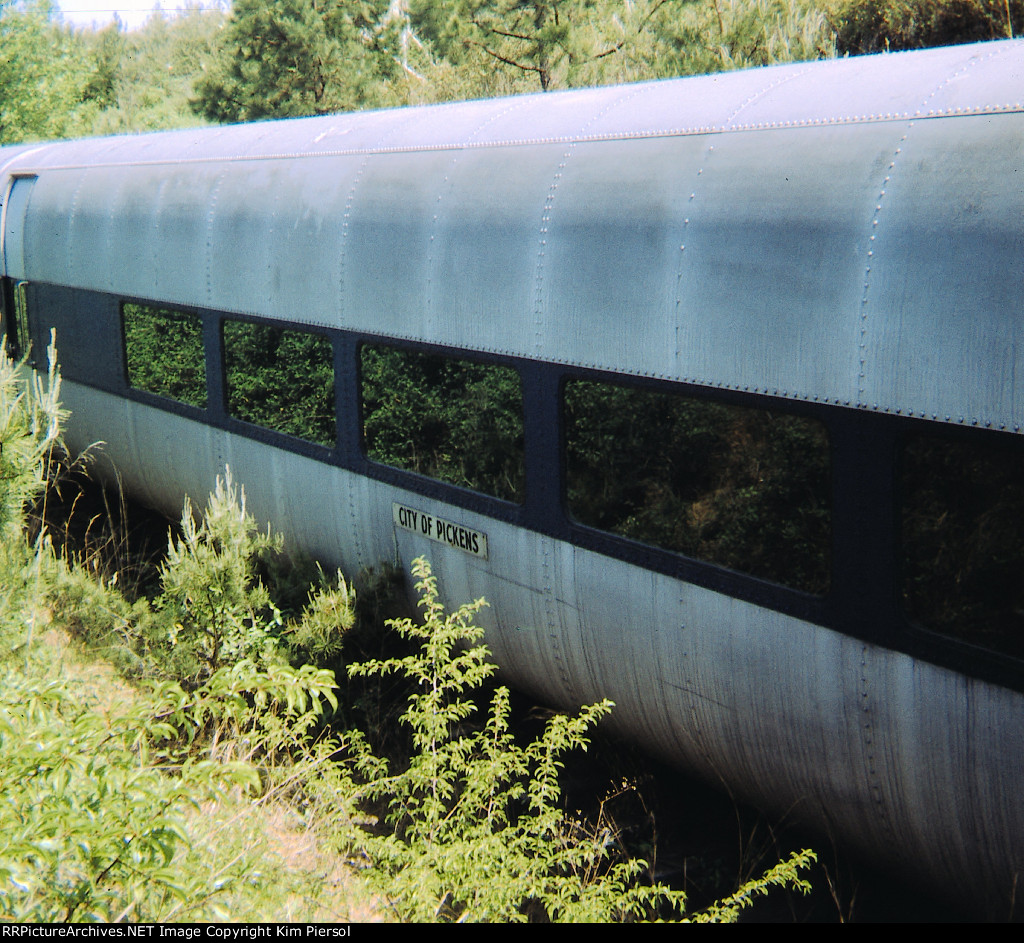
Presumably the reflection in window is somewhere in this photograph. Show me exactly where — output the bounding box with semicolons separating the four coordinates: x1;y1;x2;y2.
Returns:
360;345;524;503
1;280;32;363
564;380;831;594
122;302;206;408
223;319;335;447
903;433;1024;659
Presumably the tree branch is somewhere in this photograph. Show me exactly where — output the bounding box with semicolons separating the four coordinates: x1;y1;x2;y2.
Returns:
593;0;674;60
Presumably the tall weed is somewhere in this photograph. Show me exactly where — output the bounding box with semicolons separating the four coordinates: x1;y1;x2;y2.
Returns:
0;331;64;539
338;557;816;922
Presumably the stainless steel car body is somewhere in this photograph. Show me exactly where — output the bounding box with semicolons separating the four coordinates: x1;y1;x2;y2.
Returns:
3;40;1022;917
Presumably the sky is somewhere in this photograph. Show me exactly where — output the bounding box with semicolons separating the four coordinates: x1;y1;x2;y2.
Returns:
55;0;227;31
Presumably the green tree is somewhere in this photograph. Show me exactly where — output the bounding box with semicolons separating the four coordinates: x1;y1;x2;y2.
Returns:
191;0;398;122
564;380;831;594
410;0;684;92
79;20;125;111
649;0;837;77
0;1;101;142
828;0;1019;55
122;304;207;409
89;5;225;134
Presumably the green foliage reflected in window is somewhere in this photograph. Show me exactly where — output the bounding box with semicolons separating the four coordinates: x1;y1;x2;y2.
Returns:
122;302;206;408
12;282;31;364
223;320;336;447
903;434;1024;659
361;345;524;503
0;279;30;363
565;380;831;594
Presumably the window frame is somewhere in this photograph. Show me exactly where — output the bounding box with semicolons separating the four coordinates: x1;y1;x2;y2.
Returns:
899;423;1024;662
121;300;209;411
560;371;833;596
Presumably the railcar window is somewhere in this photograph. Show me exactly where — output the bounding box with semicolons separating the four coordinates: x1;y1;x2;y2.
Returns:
564;380;831;594
223;319;336;448
13;282;30;363
1;280;31;363
360;345;525;503
122;303;206;409
903;434;1024;659
0;279;12;358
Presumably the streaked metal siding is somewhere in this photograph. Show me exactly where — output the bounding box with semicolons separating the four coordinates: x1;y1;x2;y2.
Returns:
860;114;1024;428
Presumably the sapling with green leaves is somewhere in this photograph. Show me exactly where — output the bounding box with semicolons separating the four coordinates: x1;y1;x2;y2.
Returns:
156;468;288;684
342;556;816;922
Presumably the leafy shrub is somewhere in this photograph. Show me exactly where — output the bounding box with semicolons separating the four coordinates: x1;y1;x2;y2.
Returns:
338;557;816;922
223;319;336;447
564;380;831;594
651;0;837;77
0;671;262;922
46;466;356;688
156;469;286;683
0;402;342;920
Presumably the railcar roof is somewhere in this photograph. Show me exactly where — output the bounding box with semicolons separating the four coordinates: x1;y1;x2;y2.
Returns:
4;39;1024;438
3;39;1023;169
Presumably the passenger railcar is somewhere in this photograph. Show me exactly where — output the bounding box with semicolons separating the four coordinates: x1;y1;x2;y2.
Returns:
2;40;1023;917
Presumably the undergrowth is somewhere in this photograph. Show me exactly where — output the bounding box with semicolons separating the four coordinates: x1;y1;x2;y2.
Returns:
0;340;353;920
335;556;816;922
0;338;816;922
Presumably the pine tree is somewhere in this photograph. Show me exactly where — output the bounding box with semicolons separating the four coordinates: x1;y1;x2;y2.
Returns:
191;0;395;122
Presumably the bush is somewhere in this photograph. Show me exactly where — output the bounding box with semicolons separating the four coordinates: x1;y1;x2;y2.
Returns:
0;671;262;922
44;465;357;688
0;331;64;539
338;557;816;922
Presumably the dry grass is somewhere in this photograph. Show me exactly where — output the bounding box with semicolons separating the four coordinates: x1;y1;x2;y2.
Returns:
177;794;384;923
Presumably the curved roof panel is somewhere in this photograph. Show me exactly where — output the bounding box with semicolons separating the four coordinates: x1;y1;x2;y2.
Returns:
3;40;1022;431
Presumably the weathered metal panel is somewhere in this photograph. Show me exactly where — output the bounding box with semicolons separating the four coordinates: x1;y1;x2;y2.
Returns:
342;148;467;341
663;123;890;404
342;142;560;353
58;382;223;519
204;156;358;327
859;113;1024;429
539;546;1024;913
